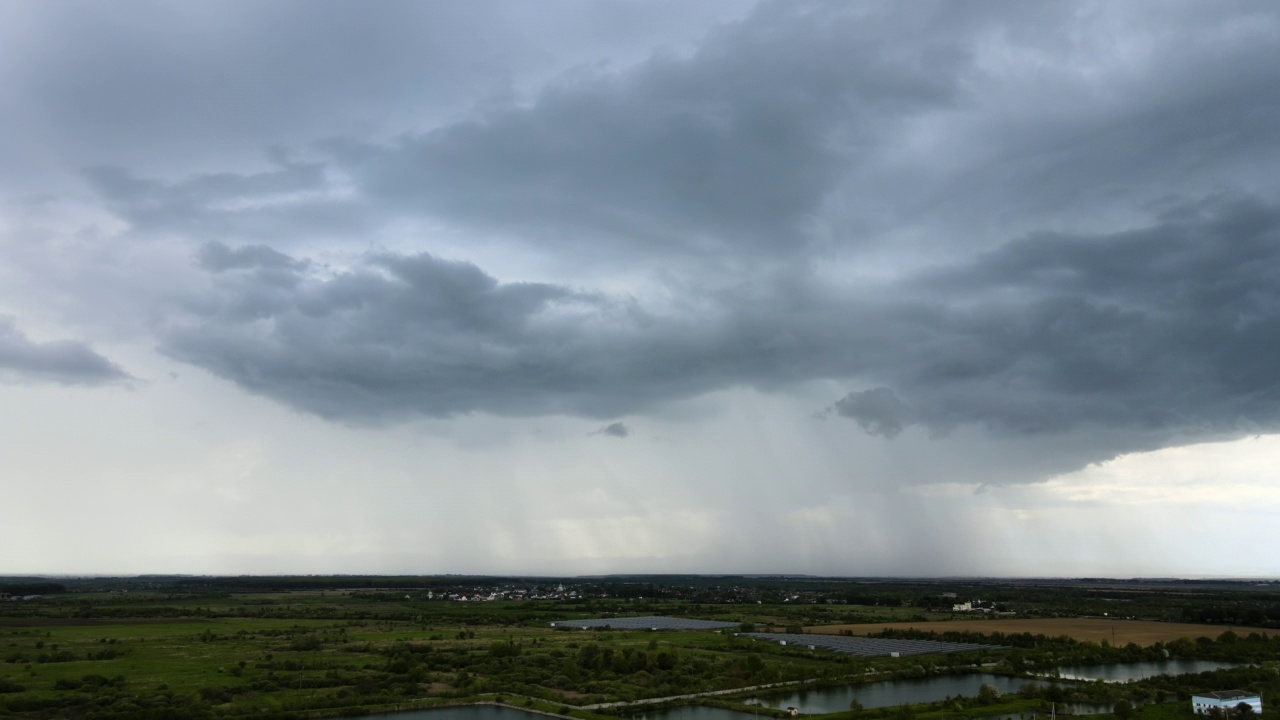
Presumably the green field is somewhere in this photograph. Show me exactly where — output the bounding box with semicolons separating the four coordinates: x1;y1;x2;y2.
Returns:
0;591;893;718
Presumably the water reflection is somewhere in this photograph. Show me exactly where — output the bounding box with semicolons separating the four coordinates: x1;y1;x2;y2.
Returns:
631;704;764;720
1052;660;1237;682
745;675;1042;714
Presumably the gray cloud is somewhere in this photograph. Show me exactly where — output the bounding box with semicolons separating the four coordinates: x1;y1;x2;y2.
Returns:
162;251;603;420
78;160;370;248
61;0;1280;279
84;158;326;222
198;241;308;273
0;1;755;188
161;240;895;422
4;0;1280;575
319;1;973;259
6;0;1280;488
0;317;131;386
597;422;630;438
834;195;1280;443
164;195;1280;479
833;388;911;438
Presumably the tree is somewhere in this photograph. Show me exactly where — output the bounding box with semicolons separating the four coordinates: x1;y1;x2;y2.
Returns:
1113;700;1134;720
655;650;678;670
576;643;599;669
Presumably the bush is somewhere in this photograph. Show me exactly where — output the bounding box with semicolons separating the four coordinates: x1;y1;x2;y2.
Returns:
198;686;233;704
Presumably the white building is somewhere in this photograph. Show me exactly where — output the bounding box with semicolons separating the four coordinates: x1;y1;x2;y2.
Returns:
1192;691;1262;716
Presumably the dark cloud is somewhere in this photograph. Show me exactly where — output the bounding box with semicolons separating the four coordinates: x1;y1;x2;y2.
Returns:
163;196;1280;480
5;0;1280;489
597;422;630;438
56;1;973;273
161;243;862;420
833;388;910;438
320;1;972;258
0;317;131;386
162;251;604;420
835;195;1280;442
60;0;1280;286
57;0;1280;275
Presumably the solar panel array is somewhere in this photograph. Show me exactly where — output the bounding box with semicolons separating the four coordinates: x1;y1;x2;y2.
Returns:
550;616;739;631
741;633;1008;657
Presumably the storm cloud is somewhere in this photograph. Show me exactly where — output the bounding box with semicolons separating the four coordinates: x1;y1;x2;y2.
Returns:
833;388;911;438
875;195;1280;439
322;1;971;257
4;0;1280;575
160;193;1280;467
76;0;1280;483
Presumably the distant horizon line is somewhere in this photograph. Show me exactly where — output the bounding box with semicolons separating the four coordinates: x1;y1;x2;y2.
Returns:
3;573;1278;582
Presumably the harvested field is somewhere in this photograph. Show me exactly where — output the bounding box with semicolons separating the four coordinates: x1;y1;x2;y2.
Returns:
805;618;1279;646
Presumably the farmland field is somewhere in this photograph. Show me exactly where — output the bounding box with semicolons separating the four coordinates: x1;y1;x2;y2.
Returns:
806;618;1279;645
4;577;1280;719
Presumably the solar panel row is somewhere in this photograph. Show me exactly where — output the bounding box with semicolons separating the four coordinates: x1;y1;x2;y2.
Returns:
741;633;1008;657
549;615;739;631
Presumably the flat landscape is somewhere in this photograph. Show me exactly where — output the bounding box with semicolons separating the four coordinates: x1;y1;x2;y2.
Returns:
807;618;1280;645
4;576;1279;720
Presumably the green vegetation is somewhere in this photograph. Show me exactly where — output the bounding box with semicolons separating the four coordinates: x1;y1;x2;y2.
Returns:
0;576;1278;720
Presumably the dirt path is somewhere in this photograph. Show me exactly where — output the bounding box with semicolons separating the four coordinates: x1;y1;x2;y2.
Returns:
581;676;850;710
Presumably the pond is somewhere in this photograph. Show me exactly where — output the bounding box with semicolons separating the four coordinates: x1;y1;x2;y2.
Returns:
743;674;1044;714
1051;660;1238;682
333;658;1237;720
977;701;1143;720
631;704;763;720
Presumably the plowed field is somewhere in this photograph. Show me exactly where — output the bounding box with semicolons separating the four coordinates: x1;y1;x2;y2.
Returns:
805;618;1277;645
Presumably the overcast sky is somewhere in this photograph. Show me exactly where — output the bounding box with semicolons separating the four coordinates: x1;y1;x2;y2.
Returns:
3;1;1279;577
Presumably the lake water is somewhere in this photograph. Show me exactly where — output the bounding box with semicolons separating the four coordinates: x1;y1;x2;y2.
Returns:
978;704;1120;720
632;704;763;720
744;674;1044;714
334;659;1238;720
978;701;1150;720
1051;660;1238;682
